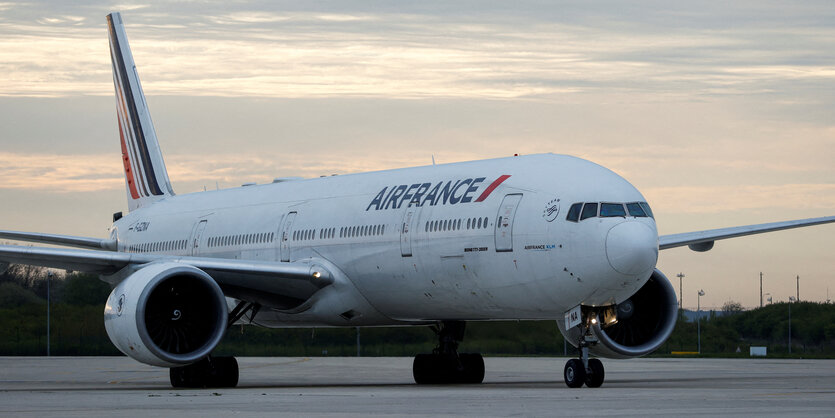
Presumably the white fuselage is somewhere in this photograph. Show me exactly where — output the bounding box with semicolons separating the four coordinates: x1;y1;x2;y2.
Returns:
112;154;658;327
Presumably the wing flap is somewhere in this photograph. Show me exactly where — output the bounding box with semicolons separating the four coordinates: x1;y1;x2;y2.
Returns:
659;216;835;251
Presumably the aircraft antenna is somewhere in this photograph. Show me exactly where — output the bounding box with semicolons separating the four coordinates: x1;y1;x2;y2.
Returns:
432;155;436;165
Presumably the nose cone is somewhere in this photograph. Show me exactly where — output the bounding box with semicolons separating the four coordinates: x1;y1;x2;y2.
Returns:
606;221;658;275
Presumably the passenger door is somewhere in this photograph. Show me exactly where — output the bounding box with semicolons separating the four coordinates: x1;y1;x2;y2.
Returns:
189;219;208;256
495;194;522;252
279;212;297;262
400;208;416;257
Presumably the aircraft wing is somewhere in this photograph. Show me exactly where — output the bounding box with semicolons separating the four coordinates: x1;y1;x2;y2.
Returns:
0;230;117;251
658;215;835;251
0;244;333;308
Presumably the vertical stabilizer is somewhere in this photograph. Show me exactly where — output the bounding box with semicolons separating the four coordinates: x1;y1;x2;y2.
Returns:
107;12;174;211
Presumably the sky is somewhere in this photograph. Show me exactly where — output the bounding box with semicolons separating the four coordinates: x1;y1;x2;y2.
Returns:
0;1;833;309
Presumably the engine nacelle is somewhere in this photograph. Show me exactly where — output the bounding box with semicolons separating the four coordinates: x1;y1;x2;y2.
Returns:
104;262;228;367
559;269;679;359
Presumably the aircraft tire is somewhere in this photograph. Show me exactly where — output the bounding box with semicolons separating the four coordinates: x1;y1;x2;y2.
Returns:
584;358;604;388
169;356;239;388
563;359;586;388
413;353;440;384
459;353;485;384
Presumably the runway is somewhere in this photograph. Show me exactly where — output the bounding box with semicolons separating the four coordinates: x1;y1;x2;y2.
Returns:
1;356;834;417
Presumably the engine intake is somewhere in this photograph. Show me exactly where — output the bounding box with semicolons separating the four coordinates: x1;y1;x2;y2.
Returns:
589;269;678;358
104;262;228;367
558;269;678;359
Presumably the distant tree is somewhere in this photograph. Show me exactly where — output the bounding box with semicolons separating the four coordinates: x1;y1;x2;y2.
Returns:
0;282;43;308
722;300;744;314
61;273;112;306
2;264;48;290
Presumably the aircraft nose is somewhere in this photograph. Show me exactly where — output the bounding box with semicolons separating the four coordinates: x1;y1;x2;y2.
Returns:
605;221;658;275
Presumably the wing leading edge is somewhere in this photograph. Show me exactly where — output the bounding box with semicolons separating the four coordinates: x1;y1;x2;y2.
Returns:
659;215;835;251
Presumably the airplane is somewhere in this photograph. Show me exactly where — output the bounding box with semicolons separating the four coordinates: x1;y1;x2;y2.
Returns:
1;12;834;389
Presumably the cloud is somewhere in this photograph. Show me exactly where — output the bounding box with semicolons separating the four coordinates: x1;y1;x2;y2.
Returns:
0;3;833;101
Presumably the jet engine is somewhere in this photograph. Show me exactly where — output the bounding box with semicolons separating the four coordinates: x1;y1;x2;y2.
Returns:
104;262;228;367
559;269;679;359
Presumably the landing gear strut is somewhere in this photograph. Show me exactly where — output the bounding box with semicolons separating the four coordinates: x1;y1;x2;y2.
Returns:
413;321;485;384
563;316;605;388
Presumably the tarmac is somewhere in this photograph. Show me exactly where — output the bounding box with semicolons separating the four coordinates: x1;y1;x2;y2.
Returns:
1;356;834;417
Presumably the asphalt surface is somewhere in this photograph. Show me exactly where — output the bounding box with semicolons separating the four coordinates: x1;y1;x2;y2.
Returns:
1;356;834;417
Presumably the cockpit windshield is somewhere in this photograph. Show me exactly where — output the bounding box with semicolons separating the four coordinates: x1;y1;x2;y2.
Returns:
566;201;654;222
600;203;626;217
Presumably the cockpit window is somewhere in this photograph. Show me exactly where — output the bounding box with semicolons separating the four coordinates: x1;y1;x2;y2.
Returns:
626;202;647;217
580;203;598;220
639;202;654;219
600;203;626;217
566;203;582;222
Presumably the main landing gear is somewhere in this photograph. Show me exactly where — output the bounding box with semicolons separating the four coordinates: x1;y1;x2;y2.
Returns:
170;355;239;388
563;317;605;388
169;301;260;388
413;321;485;384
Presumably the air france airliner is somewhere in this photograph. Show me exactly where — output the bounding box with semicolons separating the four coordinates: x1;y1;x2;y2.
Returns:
1;13;833;389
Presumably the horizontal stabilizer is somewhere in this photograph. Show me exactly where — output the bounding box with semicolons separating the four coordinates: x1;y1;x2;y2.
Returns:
0;230;117;251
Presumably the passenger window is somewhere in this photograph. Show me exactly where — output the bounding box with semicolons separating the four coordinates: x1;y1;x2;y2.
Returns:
600;203;626;217
580;203;598;220
566;203;582;222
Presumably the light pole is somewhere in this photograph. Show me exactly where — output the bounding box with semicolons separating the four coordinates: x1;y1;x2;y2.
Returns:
788;296;795;354
759;272;763;308
677;273;685;314
46;271;52;357
697;289;705;354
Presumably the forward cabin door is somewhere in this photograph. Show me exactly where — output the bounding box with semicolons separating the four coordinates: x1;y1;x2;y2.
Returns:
400;208;416;257
495;194;522;252
279;212;297;262
189;219;208;256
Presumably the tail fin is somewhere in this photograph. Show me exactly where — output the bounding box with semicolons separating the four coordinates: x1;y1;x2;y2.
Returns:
107;12;174;211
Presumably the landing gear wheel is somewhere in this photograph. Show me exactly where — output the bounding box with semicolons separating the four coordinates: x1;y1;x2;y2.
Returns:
584;358;604;388
564;358;586;388
413;353;439;384
459;353;485;384
413;321;484;384
169;356;239;388
413;353;484;384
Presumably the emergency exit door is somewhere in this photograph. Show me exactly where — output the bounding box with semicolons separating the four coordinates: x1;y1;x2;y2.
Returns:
495;194;522;252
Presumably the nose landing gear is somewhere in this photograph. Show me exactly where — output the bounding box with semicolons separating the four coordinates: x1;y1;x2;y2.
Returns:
564;315;605;388
413;321;485;384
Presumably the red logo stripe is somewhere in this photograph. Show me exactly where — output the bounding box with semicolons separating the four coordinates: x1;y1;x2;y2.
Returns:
475;174;511;202
118;121;141;199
